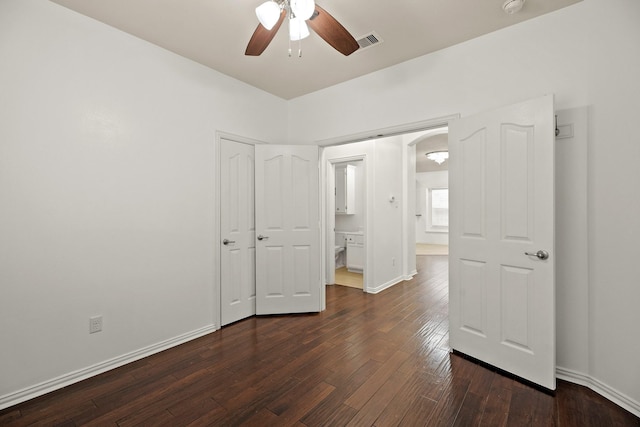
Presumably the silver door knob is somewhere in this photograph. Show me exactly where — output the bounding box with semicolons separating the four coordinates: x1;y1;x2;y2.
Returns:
524;250;549;260
222;239;235;245
257;235;269;241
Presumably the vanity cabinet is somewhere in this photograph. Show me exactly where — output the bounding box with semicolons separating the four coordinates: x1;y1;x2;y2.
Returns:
335;164;356;214
346;234;364;272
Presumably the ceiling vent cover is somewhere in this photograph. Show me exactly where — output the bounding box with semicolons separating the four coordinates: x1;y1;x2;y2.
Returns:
355;32;383;52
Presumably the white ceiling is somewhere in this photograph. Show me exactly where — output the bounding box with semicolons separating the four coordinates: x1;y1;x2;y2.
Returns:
50;0;581;100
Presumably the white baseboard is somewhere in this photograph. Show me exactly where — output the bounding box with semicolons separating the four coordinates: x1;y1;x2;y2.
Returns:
0;324;218;411
556;366;640;417
367;276;404;294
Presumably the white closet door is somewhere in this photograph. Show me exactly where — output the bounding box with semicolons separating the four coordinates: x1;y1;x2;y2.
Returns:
255;144;321;315
220;139;256;325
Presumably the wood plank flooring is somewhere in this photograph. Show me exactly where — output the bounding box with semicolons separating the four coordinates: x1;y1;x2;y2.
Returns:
2;255;639;426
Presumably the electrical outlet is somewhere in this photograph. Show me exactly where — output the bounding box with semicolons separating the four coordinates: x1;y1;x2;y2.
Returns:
89;315;103;334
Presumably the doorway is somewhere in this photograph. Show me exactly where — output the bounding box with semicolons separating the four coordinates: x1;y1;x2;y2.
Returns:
333;159;365;289
326;155;367;291
321;123;454;295
413;127;450;259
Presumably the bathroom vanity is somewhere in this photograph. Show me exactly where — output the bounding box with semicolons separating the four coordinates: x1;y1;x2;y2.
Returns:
345;233;364;272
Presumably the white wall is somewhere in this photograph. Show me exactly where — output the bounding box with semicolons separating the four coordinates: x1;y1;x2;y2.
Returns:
584;0;640;411
416;171;449;245
371;137;404;291
0;0;286;406
288;3;587;143
290;0;640;415
555;107;589;376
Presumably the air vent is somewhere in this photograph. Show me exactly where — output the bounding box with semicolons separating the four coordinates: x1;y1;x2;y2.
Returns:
355;32;383;52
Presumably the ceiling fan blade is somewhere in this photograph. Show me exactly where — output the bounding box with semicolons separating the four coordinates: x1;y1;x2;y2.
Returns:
245;9;286;56
307;5;359;56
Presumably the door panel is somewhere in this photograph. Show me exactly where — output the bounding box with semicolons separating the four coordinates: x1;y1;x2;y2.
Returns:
460;130;486;238
500;265;534;352
255;145;320;315
459;259;487;337
449;95;555;390
501;124;534;241
220;139;256;326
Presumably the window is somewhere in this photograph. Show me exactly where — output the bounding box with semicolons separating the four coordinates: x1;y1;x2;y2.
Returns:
427;188;449;231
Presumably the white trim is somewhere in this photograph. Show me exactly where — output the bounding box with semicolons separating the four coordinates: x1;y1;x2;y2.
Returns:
0;325;217;411
367;276;404;294
556;367;640;417
215;131;265;147
316;115;459;147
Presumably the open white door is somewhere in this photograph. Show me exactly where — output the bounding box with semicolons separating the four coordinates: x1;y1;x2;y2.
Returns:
220;139;256;326
449;95;556;390
255;145;321;314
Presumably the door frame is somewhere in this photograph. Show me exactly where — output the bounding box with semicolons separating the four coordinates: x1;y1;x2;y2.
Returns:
214;131;264;330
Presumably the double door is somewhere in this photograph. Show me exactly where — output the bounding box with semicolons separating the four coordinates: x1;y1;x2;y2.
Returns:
219;140;321;326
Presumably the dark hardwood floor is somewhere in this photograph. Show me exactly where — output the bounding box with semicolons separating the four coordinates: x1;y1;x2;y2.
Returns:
1;256;638;426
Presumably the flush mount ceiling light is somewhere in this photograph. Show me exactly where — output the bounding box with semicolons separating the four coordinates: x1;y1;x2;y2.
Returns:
426;151;449;165
247;0;359;57
503;0;526;14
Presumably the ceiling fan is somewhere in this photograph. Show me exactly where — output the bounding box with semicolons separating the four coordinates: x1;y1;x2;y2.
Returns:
245;0;359;57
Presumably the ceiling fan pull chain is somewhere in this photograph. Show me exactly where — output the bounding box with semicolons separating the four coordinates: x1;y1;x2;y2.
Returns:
298;39;302;57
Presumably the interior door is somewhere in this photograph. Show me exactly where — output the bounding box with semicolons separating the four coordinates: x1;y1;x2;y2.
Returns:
220;138;256;326
448;95;556;390
255;144;321;314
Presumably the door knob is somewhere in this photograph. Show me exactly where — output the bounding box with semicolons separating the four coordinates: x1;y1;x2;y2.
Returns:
257;235;269;241
524;250;549;260
222;239;235;245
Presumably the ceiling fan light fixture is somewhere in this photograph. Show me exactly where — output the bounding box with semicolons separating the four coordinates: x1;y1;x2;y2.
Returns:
291;0;315;21
256;1;281;30
246;1;359;57
289;16;310;41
